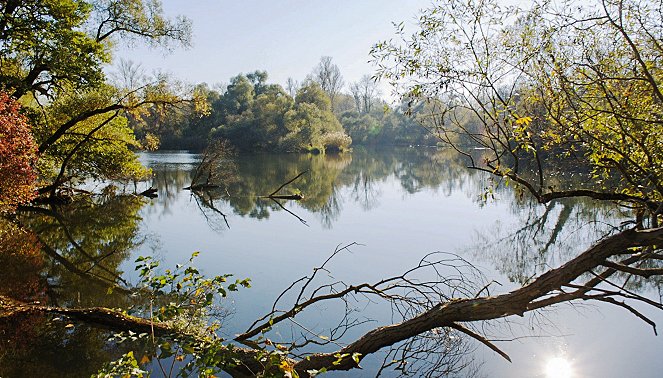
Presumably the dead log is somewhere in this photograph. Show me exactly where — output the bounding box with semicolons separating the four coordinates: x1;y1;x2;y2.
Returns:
292;227;663;374
267;194;303;201
183;184;220;191
138;187;158;198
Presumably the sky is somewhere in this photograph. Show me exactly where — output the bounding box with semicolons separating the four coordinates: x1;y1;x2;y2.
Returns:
114;0;434;95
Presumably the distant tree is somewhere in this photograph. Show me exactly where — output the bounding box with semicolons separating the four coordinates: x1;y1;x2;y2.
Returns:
246;70;269;95
333;93;356;114
311;56;344;112
349;75;380;114
0;93;38;213
295;81;332;112
285;77;299;98
111;59;146;91
279;82;348;152
219;75;255;116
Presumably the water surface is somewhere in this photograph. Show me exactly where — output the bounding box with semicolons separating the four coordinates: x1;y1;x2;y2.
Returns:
4;147;662;377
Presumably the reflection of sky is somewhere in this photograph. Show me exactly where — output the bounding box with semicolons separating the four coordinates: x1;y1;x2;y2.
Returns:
124;150;663;377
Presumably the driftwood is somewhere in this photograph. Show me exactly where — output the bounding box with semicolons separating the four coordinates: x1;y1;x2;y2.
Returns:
183;184;220;191
267;194;303;201
291;227;663;374
265;170;307;201
138;187;158;198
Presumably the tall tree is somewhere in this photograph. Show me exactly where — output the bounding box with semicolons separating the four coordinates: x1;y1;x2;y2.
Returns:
285;77;299;98
349;74;379;114
311;56;344;112
373;0;662;221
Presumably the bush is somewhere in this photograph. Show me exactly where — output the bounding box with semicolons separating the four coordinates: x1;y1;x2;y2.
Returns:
321;131;352;152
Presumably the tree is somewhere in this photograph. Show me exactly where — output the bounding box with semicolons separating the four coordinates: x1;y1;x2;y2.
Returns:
0;0;191;99
349;74;380;114
373;0;662;222
0;92;38;213
285;77;299;98
0;0;193;198
311;56;344;112
281;82;348;152
294;81;331;112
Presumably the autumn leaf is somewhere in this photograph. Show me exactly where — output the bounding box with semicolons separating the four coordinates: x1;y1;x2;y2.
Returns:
514;116;532;126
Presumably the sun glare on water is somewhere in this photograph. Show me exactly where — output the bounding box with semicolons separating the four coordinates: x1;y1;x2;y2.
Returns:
545;357;574;378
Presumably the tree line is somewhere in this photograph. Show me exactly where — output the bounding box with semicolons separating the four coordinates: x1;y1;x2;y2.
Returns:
130;59;436;153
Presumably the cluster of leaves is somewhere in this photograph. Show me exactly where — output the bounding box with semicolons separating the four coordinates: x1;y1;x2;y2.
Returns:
34;85;152;188
134;252;250;325
0;0;108;98
0;92;38;212
105;253;251;377
93;351;148;378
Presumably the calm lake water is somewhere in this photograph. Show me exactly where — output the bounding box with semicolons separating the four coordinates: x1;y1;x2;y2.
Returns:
3;147;662;377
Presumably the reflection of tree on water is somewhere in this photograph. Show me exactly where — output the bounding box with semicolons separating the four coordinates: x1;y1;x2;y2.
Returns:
0;220;45;302
146;163;196;216
0;316;141;378
17;193;146;308
1;194;151;376
472;177;626;285
145;147;483;229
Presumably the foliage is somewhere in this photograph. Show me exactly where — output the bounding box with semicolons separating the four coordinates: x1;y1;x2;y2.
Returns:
0;0;108;98
134;253;250;323
372;0;663;220
320;131;352;152
0;0;192;196
35;85;151;188
97;253;253;377
0;0;191;99
0;92;38;212
188;73;352;153
93;351;148;378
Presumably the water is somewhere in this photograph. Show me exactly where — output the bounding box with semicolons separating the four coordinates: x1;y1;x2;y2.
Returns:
3;147;662;377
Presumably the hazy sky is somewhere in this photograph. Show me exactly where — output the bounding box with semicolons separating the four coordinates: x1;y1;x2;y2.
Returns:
115;1;433;93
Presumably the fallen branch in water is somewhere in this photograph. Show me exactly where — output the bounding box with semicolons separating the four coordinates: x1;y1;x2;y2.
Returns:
2;228;662;377
265;170;308;200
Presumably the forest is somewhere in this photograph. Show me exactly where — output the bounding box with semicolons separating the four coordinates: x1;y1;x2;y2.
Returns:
1;0;663;377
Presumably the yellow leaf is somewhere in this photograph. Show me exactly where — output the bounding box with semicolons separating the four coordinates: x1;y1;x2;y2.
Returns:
515;116;532;126
279;360;293;372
